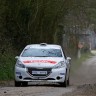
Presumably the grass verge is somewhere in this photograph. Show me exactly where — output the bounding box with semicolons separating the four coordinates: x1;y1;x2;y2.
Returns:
0;52;16;80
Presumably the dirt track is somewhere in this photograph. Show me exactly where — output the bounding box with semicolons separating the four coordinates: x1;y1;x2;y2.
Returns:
71;55;96;85
65;55;96;96
0;54;96;96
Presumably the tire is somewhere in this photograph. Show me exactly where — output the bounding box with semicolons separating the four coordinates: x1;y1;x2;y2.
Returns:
59;74;67;87
67;77;70;86
63;74;67;87
22;82;28;87
67;68;70;86
15;81;21;87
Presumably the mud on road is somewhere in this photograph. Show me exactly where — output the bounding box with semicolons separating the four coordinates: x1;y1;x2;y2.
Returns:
0;55;96;96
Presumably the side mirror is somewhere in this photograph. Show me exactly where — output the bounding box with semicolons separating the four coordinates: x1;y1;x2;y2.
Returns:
67;57;71;60
15;56;19;59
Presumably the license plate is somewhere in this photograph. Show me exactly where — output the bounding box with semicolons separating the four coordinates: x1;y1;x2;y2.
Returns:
32;71;47;75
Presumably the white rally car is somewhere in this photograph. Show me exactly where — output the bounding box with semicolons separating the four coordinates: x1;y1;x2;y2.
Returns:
15;43;71;87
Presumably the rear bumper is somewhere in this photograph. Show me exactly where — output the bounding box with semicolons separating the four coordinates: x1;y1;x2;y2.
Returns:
15;67;66;83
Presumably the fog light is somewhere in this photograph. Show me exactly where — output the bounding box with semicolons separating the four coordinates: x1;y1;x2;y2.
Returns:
19;76;22;79
56;76;60;80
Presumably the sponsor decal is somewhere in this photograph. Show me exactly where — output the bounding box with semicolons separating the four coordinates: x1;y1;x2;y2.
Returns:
60;73;65;75
23;60;57;64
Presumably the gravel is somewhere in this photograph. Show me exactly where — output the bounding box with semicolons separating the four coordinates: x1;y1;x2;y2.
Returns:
63;84;96;96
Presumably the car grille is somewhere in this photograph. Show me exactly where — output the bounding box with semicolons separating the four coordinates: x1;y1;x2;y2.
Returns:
27;67;52;77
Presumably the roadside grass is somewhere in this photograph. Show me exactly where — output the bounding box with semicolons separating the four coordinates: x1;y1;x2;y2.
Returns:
71;52;94;74
0;53;16;80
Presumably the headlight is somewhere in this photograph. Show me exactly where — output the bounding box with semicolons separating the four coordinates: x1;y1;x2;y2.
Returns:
53;61;66;69
16;60;25;68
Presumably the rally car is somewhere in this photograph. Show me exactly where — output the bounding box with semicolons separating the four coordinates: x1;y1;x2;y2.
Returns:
15;43;71;87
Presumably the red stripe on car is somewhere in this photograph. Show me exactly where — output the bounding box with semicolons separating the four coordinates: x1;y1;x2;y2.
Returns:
23;60;57;64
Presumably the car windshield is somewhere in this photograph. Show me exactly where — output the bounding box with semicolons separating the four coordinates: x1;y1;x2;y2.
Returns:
21;48;62;57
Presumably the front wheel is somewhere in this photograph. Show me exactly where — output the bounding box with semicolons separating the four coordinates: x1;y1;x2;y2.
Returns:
59;72;69;87
63;74;68;87
15;81;21;87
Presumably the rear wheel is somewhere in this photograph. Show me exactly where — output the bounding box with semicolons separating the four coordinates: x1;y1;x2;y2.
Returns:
67;77;70;86
15;81;21;87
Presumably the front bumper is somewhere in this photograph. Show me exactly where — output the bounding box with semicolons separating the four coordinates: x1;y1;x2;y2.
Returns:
15;66;66;83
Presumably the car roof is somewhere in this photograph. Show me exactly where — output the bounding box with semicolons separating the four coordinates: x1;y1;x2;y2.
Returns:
25;43;61;49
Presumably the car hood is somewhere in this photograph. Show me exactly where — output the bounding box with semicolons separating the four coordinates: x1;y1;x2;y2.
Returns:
19;57;64;68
